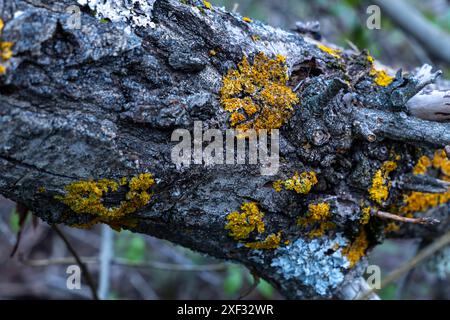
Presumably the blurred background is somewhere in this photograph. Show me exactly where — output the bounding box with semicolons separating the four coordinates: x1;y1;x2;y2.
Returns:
1;0;450;300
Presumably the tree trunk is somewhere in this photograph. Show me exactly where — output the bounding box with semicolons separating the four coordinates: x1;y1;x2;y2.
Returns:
0;0;449;299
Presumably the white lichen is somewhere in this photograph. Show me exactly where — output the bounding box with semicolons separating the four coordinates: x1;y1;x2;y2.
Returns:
271;234;351;296
78;0;156;28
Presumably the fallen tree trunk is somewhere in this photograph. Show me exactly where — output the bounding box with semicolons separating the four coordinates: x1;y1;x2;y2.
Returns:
0;0;449;299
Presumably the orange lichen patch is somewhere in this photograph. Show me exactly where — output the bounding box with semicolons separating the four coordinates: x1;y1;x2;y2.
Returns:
297;202;335;238
359;206;371;225
400;149;450;215
245;232;282;249
413;155;432;175
342;229;369;267
368;160;397;205
273;171;318;194
401;189;450;216
225;202;265;240
432;149;450;176
56;173;155;223
243;16;253;23
0;19;13;75
367;54;394;87
316;43;342;59
220;52;299;130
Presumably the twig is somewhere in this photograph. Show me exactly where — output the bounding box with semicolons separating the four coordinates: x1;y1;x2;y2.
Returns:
354;107;450;148
10;203;30;257
238;272;260;300
52;225;99;300
358;230;450;300
98;224;114;300
20;255;229;272
372;210;440;225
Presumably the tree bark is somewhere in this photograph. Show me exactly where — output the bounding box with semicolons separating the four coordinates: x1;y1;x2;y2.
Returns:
0;0;449;299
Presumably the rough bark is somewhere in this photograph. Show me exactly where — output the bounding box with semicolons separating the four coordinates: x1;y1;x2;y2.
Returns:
0;0;449;299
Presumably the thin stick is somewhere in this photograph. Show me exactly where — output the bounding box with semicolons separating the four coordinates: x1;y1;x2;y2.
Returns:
20;256;229;272
52;225;99;300
98;225;114;300
358;230;450;300
373;210;439;225
238;273;260;300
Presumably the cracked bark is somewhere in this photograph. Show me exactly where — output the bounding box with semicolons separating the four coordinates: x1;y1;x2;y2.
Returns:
0;0;449;299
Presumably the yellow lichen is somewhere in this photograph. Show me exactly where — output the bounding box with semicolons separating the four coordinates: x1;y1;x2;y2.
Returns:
273;171;318;194
119;176;128;186
297;202;335;238
225;202;265;240
307;202;331;221
413;155;432;175
203;1;212;9
243;16;253;23
342;229;369;267
0;19;13;75
272;180;283;192
220;52;299;130
367;54;394;87
368;160;397;205
37;186;46;193
317;43;342;59
244;232;281;249
432;149;450;175
360;206;371;225
56;173;155;224
225;202;283;249
209;49;217;56
400;149;450;215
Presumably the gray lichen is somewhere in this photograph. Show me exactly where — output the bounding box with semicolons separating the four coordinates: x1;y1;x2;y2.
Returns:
78;0;156;28
271;234;350;296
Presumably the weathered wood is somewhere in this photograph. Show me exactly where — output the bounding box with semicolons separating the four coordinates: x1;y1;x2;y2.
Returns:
0;0;449;299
